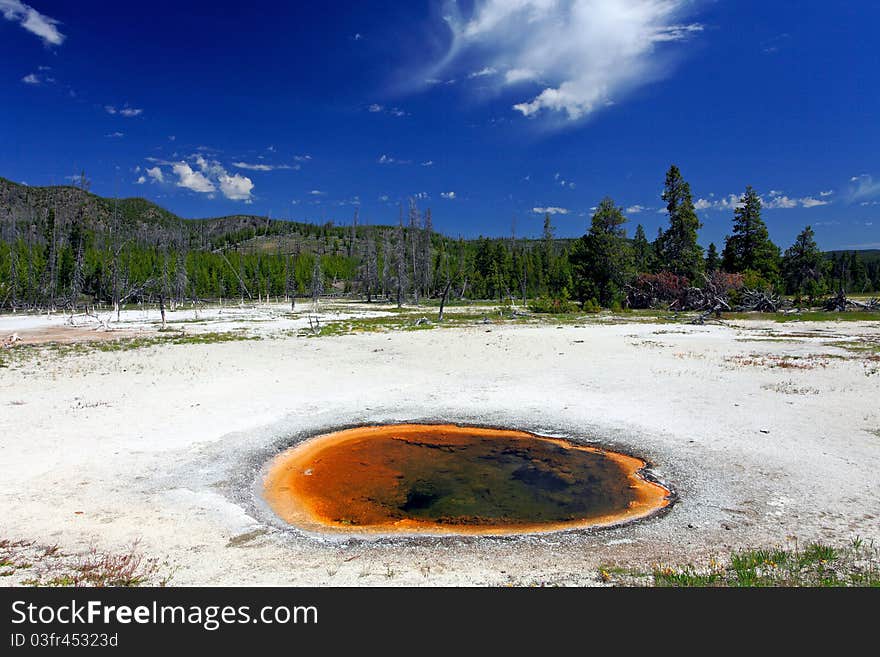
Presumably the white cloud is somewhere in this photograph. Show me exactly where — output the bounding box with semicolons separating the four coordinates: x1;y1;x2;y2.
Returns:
0;0;65;46
105;105;143;117
378;194;390;202
468;66;497;78
819;190;834;197
505;68;538;84
849;174;880;203
378;154;411;165
763;193;799;209
218;172;254;201
21;72;40;84
105;131;124;138
354;33;363;41
438;0;703;122
441;191;456;199
232;161;298;172
146;167;164;183
421;160;434;167
800;197;829;209
309;190;325;196
368;104;408;117
626;205;646;214
135;176;146;185
170;155;254;201
532;206;569;215
293;154;312;161
695;190;829;211
172;162;214;193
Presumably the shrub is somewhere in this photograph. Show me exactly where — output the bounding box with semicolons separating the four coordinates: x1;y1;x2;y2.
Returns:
529;296;577;314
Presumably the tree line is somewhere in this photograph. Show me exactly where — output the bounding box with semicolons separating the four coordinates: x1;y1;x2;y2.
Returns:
0;166;877;313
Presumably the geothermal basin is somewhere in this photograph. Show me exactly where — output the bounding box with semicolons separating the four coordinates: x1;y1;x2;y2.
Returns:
262;424;672;536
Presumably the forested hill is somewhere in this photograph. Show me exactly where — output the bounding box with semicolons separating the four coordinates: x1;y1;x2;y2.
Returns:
1;174;877;313
0;176;390;254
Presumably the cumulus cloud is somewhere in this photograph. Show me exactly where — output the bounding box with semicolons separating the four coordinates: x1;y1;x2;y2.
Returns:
626;205;647;214
172;162;215;193
533;206;569;215
21;72;40;84
218;172;254;201
368;103;384;112
437;0;703;122
105;131;124;138
153;155;254;201
421;160;434;167
0;0;65;46
135;176;146;185
694;190;829;211
309;190;325;196
441;191;456;199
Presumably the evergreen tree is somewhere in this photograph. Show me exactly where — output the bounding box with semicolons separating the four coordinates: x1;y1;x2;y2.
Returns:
570;198;632;307
542;212;555;293
632;223;651;274
781;226;825;298
721;186;780;282
655;165;703;280
705;242;720;272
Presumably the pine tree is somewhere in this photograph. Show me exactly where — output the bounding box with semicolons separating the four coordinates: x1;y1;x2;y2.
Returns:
542;212;555;294
781;226;825;298
721;186;780;282
632;224;651;274
655;165;703;280
705;242;720;272
569;197;632;307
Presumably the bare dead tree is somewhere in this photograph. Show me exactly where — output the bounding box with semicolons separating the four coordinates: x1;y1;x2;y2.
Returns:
9;209;18;312
174;222;188;307
311;252;324;308
381;232;392;299
348;207;358;257
360;227;379;302
111;189;121;319
394;207;407;308
437;244;455;322
408;198;420;304
159;238;170;329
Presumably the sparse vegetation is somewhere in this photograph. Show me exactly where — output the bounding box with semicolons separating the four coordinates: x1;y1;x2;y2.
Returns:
1;538;172;587
649;539;880;587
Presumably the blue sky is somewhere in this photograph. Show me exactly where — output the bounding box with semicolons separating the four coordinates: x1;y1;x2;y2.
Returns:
2;1;879;250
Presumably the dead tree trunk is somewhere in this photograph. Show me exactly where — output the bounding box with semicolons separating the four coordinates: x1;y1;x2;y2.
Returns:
438;279;453;322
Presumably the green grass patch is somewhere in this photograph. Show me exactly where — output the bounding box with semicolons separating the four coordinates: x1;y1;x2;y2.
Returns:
724;311;880;323
1;331;260;365
652;539;879;587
